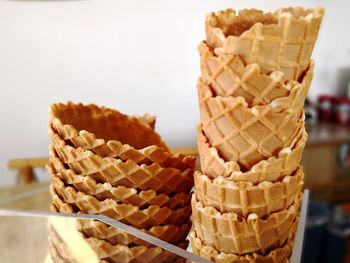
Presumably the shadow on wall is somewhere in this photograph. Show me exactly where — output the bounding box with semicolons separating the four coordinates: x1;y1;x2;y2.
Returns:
336;66;350;96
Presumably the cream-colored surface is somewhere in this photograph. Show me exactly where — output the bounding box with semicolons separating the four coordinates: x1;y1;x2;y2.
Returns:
44;254;53;263
48;217;99;263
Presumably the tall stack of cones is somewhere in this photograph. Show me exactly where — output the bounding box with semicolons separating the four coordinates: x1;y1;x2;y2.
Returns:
191;7;324;262
47;102;196;263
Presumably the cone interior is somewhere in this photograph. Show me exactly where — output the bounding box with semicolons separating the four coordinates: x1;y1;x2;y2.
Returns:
50;102;169;151
207;9;276;37
207;7;322;38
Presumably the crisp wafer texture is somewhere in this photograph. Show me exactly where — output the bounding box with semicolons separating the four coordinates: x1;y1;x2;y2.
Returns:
191;194;299;254
51;192;74;213
49;157;191;210
85;237;188;263
199;58;314;116
206;7;324;81
192;5;321;260
48;233;110;263
198;79;304;169
50;180;191;229
50;102;168;150
51;195;191;246
199;41;314;106
49;127;194;195
49;219;187;263
194;166;303;217
189;229;295;263
50;102;195;171
197;124;306;183
77;219;191;246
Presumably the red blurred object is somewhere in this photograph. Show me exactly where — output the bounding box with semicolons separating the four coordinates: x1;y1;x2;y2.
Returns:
317;95;334;121
333;97;350;125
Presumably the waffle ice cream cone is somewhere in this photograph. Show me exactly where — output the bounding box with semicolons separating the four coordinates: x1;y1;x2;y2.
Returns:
194;166;303;217
77;219;191;246
191;194;299;254
197;124;307;183
51;192;74;213
49;127;194;195
193;5;323;261
85;237;188;263
50;180;191;229
199;56;314;115
50;102;168;150
50;102;196;171
48;216;187;263
189;228;295;263
199;41;314;106
198;79;305;169
51;194;191;247
197;125;307;184
206;7;324;81
49;159;191;210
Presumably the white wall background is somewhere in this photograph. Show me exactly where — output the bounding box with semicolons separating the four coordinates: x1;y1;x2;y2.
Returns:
0;0;349;186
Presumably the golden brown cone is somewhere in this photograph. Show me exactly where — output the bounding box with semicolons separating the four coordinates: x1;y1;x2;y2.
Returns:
50;197;191;247
85;237;188;263
197;124;306;183
48;222;187;263
48;155;191;210
199;41;314;106
191;194;299;255
50;102;168;150
205;7;324;81
77;219;191;246
189;226;296;263
50;181;191;229
50;102;195;171
194;166;303;217
198;79;305;169
51;193;73;213
49;127;194;195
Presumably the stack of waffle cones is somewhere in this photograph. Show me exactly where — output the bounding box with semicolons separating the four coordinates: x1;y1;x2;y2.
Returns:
47;102;196;263
191;7;324;262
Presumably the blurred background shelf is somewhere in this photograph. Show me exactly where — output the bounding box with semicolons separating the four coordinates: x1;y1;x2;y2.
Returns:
307;122;350;147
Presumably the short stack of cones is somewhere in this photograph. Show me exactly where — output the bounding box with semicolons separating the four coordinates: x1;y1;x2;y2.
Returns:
191;7;324;262
47;102;196;263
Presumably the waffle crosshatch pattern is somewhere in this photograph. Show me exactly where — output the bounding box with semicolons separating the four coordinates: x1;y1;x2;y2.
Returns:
206;8;324;81
49;160;191;210
49;127;194;195
194;166;303;217
77;219;191;246
197;124;307;183
198;79;304;169
191;194;300;255
192;6;324;261
48;102;196;262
